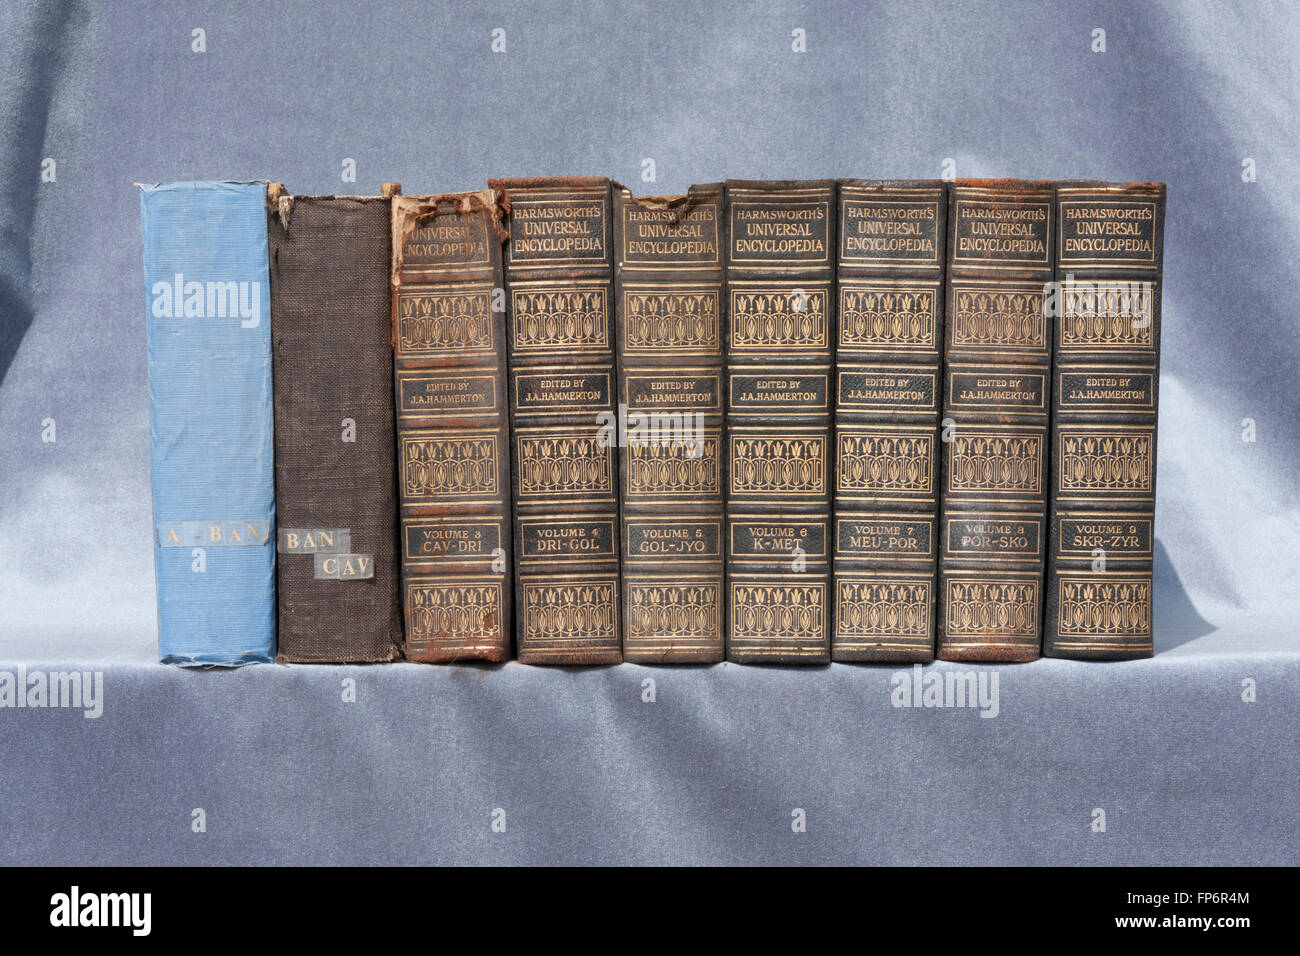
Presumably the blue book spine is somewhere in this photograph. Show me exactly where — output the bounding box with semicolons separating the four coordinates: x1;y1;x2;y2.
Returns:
140;181;276;665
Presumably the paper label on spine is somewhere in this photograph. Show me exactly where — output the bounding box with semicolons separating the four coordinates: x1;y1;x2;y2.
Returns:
157;520;271;547
313;553;374;580
277;528;351;553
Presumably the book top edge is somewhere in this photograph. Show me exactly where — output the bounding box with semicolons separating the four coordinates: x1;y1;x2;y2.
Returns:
392;189;498;207
615;182;724;206
724;178;837;190
268;193;393;202
838;178;947;191
950;177;1055;189
135;180;269;192
488;176;609;190
1054;179;1167;195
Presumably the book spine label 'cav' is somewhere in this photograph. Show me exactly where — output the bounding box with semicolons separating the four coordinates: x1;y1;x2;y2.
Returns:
614;184;726;662
491;177;622;665
724;179;837;664
833;180;947;662
936;180;1056;662
269;191;403;662
140;180;276;666
1045;181;1165;660
391;190;512;662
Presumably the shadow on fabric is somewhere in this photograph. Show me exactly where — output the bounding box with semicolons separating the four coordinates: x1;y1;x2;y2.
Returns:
0;0;88;386
1153;538;1216;651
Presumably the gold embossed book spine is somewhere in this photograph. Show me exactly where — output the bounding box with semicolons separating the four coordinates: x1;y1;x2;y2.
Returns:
391;191;512;662
614;185;726;663
724;180;837;664
490;177;622;665
1045;182;1165;660
833;180;947;662
936;180;1056;662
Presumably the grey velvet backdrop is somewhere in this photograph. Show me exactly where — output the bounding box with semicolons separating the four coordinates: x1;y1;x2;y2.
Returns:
0;0;1296;865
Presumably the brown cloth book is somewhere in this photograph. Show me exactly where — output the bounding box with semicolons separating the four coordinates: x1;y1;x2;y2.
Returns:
832;180;947;662
1044;181;1165;660
936;179;1056;662
724;179;837;664
613;184;727;663
268;188;403;662
390;190;513;662
490;176;622;665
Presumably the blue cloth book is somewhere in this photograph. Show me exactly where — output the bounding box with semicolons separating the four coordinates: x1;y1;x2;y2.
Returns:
140;181;276;665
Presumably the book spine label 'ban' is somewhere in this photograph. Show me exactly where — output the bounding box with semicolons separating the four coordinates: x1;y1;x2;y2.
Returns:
614;185;727;662
391;191;512;662
936;180;1055;662
140;180;277;666
1045;181;1165;660
491;177;622;665
269;191;403;662
833;180;947;662
724;179;837;664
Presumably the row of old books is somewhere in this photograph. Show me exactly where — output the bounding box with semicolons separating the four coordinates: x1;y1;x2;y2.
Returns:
139;176;1164;667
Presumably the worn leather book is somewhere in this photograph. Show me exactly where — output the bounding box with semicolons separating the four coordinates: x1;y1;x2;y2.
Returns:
267;188;404;662
1044;182;1165;660
833;180;947;662
140;181;276;666
390;190;512;662
936;179;1056;662
613;184;726;663
724;180;837;664
489;177;621;665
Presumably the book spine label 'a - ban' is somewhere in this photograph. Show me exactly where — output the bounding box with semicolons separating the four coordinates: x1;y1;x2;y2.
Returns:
833;180;947;662
490;177;622;665
936;179;1056;662
140;180;276;666
613;184;726;663
1045;182;1165;660
391;191;512;662
269;190;403;662
724;179;837;664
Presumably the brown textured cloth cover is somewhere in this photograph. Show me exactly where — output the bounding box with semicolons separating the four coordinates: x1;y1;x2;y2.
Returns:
269;194;403;662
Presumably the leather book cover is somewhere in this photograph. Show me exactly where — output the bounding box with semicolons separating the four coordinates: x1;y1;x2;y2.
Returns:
489;177;621;665
936;179;1056;662
139;180;276;666
724;179;837;664
833;180;947;662
613;184;726;663
1044;181;1165;660
390;190;512;662
267;189;403;663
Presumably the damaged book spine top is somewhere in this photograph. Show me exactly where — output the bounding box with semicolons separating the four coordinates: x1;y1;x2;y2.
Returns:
140;180;277;666
391;190;513;662
613;184;727;663
490;176;622;665
268;188;404;662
